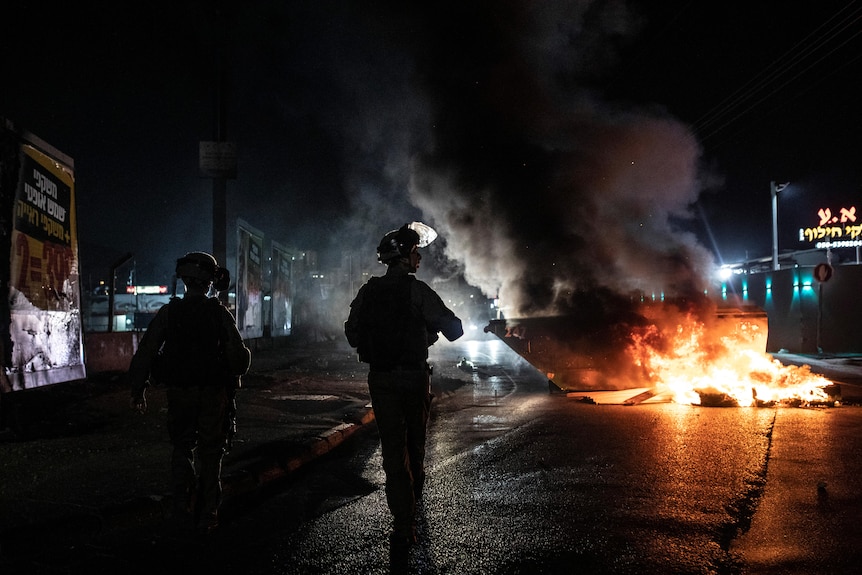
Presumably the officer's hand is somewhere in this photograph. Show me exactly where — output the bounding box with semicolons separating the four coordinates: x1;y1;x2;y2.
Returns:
130;393;147;414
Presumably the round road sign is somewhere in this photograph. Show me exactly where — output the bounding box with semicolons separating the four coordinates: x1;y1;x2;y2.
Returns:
814;263;833;282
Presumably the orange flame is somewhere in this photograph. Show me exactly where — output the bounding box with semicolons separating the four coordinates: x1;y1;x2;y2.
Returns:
628;312;833;407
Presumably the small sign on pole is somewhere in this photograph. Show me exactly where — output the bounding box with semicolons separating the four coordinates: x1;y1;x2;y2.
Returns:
814;263;833;283
199;141;237;179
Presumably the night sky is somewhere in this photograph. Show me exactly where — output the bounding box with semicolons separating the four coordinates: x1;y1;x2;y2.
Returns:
2;1;860;314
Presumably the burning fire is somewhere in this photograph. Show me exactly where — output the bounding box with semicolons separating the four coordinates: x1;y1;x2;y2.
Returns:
628;311;833;407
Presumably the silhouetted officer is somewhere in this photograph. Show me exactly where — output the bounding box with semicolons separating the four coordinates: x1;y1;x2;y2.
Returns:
345;222;463;547
129;252;250;534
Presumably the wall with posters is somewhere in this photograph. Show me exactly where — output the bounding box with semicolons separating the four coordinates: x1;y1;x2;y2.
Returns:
236;219;264;340
270;241;294;337
1;120;86;390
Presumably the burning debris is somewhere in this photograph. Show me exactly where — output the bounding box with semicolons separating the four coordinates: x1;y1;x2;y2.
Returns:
485;296;834;407
626;301;833;407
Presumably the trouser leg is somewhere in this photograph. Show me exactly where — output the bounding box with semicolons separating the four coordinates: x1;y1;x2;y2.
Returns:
170;446;197;512
369;370;430;536
406;375;431;501
196;385;229;529
167;387;199;518
372;381;413;531
196;454;223;526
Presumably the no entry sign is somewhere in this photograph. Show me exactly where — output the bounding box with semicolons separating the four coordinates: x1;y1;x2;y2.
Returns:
814;263;833;282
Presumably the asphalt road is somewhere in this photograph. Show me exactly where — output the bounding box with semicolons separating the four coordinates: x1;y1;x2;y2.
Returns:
3;337;860;574
264;340;862;574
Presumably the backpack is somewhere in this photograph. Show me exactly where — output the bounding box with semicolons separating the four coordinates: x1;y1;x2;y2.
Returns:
356;275;428;368
151;297;227;386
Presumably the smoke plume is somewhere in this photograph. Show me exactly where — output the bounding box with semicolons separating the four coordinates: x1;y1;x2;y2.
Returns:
399;1;715;318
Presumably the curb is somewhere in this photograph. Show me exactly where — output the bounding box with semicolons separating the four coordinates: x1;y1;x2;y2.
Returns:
222;405;375;500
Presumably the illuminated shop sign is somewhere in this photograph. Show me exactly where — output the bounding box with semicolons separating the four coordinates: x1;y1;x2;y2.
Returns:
798;205;862;249
125;285;169;295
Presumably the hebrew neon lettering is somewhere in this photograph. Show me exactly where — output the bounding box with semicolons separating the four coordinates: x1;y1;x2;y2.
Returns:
803;225;862;242
815;206;857;225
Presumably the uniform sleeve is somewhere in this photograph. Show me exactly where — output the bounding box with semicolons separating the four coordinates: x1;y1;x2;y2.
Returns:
127;304;169;396
416;281;464;342
344;284;367;349
219;306;251;376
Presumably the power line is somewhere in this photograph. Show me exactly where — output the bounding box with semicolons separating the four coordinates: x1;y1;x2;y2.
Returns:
692;2;862;145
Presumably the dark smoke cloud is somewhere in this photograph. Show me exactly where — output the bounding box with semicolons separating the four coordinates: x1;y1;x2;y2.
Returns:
395;0;715;318
230;0;716;321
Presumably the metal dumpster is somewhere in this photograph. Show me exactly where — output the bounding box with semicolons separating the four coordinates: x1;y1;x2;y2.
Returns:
483;303;769;392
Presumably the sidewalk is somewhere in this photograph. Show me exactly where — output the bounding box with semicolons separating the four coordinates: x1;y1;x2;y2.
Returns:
0;338;373;550
772;352;862;403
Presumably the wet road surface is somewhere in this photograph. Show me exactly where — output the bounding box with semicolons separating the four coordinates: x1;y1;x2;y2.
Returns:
3;337;860;574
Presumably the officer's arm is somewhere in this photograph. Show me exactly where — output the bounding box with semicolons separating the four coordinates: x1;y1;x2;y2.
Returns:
437;310;464;342
418;283;464;342
344;287;366;348
219;307;251;376
127;306;169;405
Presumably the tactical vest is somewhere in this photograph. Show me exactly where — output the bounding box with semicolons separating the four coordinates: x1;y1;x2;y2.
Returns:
154;297;226;386
357;275;429;369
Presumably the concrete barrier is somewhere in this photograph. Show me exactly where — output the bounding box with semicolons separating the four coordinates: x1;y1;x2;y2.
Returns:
83;332;140;375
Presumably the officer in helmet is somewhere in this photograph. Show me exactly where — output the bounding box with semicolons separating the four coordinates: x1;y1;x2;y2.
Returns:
128;252;251;535
344;222;463;548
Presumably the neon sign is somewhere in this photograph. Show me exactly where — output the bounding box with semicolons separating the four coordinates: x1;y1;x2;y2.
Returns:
125;285;169;295
798;205;862;248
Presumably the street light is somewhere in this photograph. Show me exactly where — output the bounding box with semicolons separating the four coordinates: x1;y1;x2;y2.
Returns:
771;181;790;271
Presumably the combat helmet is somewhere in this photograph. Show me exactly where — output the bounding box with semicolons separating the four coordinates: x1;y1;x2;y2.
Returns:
376;222;438;263
176;252;231;291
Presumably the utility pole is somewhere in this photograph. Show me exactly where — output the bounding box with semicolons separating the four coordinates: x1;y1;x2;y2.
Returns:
771;181;789;271
213;25;227;276
199;0;236;303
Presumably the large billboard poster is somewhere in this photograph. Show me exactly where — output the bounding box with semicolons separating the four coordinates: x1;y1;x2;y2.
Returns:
236;220;264;339
8;142;85;389
271;241;293;337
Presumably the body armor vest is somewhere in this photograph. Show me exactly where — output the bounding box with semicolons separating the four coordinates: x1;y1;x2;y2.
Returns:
154;297;224;386
357;275;428;368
